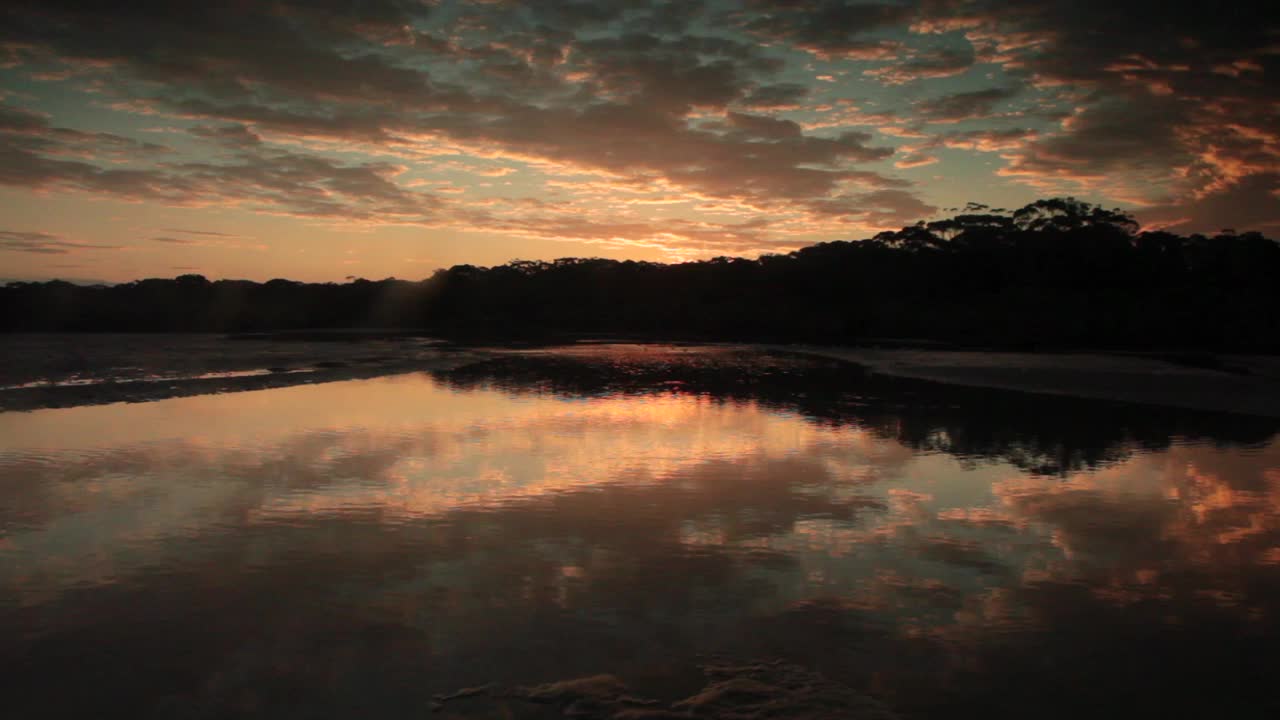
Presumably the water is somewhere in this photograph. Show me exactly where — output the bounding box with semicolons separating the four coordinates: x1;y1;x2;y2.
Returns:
1;345;1277;718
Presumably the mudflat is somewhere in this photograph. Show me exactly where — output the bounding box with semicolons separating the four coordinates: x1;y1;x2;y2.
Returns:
0;334;488;412
3;334;1278;418
785;346;1280;418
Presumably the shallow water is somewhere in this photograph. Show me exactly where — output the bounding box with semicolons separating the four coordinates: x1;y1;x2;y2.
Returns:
2;346;1278;719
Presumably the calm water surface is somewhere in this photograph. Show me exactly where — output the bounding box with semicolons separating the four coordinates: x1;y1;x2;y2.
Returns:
2;346;1278;718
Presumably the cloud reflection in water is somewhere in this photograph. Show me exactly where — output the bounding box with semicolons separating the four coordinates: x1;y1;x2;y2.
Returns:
1;347;1277;718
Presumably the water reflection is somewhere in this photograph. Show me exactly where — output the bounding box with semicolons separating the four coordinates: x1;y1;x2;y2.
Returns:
1;345;1277;719
439;346;1277;475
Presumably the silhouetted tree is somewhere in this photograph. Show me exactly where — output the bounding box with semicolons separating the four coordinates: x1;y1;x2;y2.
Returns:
2;198;1276;351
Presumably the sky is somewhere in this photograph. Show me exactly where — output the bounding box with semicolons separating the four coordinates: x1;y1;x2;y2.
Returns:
1;0;1277;283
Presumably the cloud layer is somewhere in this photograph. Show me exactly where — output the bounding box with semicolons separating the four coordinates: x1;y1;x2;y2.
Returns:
1;0;1276;271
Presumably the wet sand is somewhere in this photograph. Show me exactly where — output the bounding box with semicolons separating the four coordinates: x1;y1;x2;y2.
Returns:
781;346;1280;418
0;356;492;412
0;334;490;412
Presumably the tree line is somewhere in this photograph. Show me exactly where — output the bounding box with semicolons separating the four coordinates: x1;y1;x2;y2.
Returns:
2;198;1277;351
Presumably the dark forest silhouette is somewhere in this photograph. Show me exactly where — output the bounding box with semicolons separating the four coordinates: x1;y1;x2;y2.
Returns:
3;198;1277;351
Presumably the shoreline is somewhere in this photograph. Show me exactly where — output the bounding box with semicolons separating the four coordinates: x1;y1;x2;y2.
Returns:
0;350;490;412
2;337;1279;418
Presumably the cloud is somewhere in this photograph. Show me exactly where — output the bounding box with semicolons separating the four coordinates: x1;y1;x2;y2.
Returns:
909;0;1280;228
1;101;441;221
1;101;171;161
739;1;915;59
805;189;938;229
1137;173;1280;234
0;103;47;132
916;87;1019;123
472;0;650;32
0;230;123;254
886;127;1038;170
894;152;939;168
723;112;804;140
170;150;440;220
1;1;441;107
739;83;810;109
0;2;933;254
994;96;1194;198
993;439;1280;588
937;128;1038;152
188;124;263;148
863;45;975;85
566;32;782;112
158;228;245;238
6;0;1275;253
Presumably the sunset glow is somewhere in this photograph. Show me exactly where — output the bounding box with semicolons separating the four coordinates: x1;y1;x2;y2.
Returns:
2;1;1277;282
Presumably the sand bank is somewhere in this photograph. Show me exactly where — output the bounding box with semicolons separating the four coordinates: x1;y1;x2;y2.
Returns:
0;334;489;412
780;346;1280;418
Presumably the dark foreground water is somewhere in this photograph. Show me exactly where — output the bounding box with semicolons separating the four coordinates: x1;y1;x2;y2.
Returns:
2;345;1278;719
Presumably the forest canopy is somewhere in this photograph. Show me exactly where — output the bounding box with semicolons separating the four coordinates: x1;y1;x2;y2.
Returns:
2;198;1277;351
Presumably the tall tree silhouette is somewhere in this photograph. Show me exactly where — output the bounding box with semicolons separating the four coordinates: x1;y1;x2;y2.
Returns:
2;198;1276;351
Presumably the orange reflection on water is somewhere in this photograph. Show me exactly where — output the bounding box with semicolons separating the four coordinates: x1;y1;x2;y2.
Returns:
0;373;904;599
978;437;1280;619
1;367;1277;619
5;346;1280;720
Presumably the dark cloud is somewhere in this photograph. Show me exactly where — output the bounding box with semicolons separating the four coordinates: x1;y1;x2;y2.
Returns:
915;536;1004;574
724;112;804;139
911;0;1280;228
739;83;811;109
567;33;781;112
0;140;182;201
856;188;938;226
922;0;1279;89
863;44;975;84
158;228;244;238
741;1;915;59
625;0;712;34
154;44;903;220
0;103;47;132
0;3;928;243
169;150;439;220
806;188;937;228
916;87;1018;122
188;125;263;148
168;99;400;145
442;98;897;201
1139;173;1280;234
1;101;170;161
470;0;649;32
997;96;1191;193
0;230;122;254
0;102;440;221
7;0;1273;244
0;2;442;108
